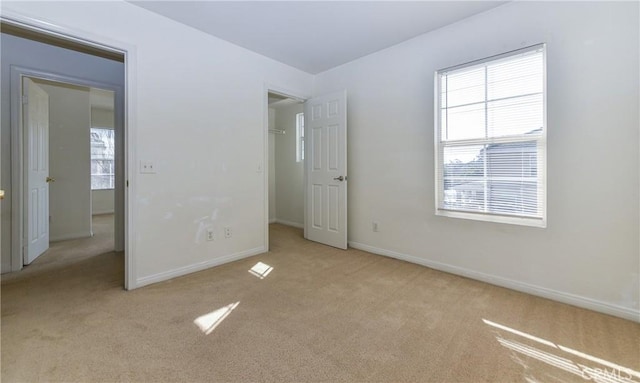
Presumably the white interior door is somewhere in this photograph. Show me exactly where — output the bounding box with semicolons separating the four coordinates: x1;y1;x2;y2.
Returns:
304;90;347;249
24;77;50;265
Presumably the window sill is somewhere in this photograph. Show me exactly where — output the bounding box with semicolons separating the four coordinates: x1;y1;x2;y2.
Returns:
436;209;546;228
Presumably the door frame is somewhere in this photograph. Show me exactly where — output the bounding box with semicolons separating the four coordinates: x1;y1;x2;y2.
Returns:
12;69;123;265
263;84;307;251
2;11;138;290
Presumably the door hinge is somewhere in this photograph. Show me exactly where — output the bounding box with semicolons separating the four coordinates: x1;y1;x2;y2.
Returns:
126;180;129;187
22;95;28;104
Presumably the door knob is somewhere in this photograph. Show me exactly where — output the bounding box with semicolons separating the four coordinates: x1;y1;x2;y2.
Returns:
46;177;56;183
333;176;344;181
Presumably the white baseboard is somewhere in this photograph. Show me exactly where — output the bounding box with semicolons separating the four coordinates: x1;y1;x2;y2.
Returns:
274;219;304;229
50;231;93;242
135;246;266;288
349;241;640;323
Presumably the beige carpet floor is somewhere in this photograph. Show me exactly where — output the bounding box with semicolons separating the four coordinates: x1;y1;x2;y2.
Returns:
1;214;116;283
1;222;639;382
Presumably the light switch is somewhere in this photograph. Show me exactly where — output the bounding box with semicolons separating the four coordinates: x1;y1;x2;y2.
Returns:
140;160;156;174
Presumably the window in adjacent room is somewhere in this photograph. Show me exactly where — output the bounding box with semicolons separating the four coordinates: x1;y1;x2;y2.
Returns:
296;112;305;162
90;128;115;189
435;44;546;227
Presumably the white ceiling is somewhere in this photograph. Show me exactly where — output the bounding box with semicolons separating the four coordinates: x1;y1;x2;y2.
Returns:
130;1;507;74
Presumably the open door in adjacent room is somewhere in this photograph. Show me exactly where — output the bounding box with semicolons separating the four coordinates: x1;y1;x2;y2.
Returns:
23;77;50;264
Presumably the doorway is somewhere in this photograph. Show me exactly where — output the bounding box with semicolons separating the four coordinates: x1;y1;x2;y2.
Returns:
265;89;348;250
268;92;305;227
267;92;305;247
21;77;117;266
2;18;133;288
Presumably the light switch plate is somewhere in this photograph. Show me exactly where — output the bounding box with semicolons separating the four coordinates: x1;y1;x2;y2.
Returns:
140;160;156;174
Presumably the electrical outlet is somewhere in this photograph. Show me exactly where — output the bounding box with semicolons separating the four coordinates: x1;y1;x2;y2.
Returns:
224;227;232;239
206;229;215;241
372;221;379;232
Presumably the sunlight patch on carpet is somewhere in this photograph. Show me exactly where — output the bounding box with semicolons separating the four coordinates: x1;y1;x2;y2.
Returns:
483;318;640;382
194;302;239;335
249;262;273;279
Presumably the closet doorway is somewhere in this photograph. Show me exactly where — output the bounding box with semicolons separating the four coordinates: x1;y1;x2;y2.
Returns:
267;92;305;245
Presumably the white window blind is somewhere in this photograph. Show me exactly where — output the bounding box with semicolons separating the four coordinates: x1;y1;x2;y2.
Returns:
435;45;546;227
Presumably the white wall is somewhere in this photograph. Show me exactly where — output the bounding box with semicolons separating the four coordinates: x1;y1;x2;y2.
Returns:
92;190;113;215
0;31;124;273
91;106;115;215
39;80;92;241
314;1;639;320
1;1;313;285
91;107;113;128
268;108;276;223
274;103;304;227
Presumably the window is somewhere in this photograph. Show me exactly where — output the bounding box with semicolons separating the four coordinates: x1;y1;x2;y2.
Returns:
435;45;546;227
90;128;115;190
296;112;305;162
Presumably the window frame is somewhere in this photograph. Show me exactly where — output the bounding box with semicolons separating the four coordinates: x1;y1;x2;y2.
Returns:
434;44;547;228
